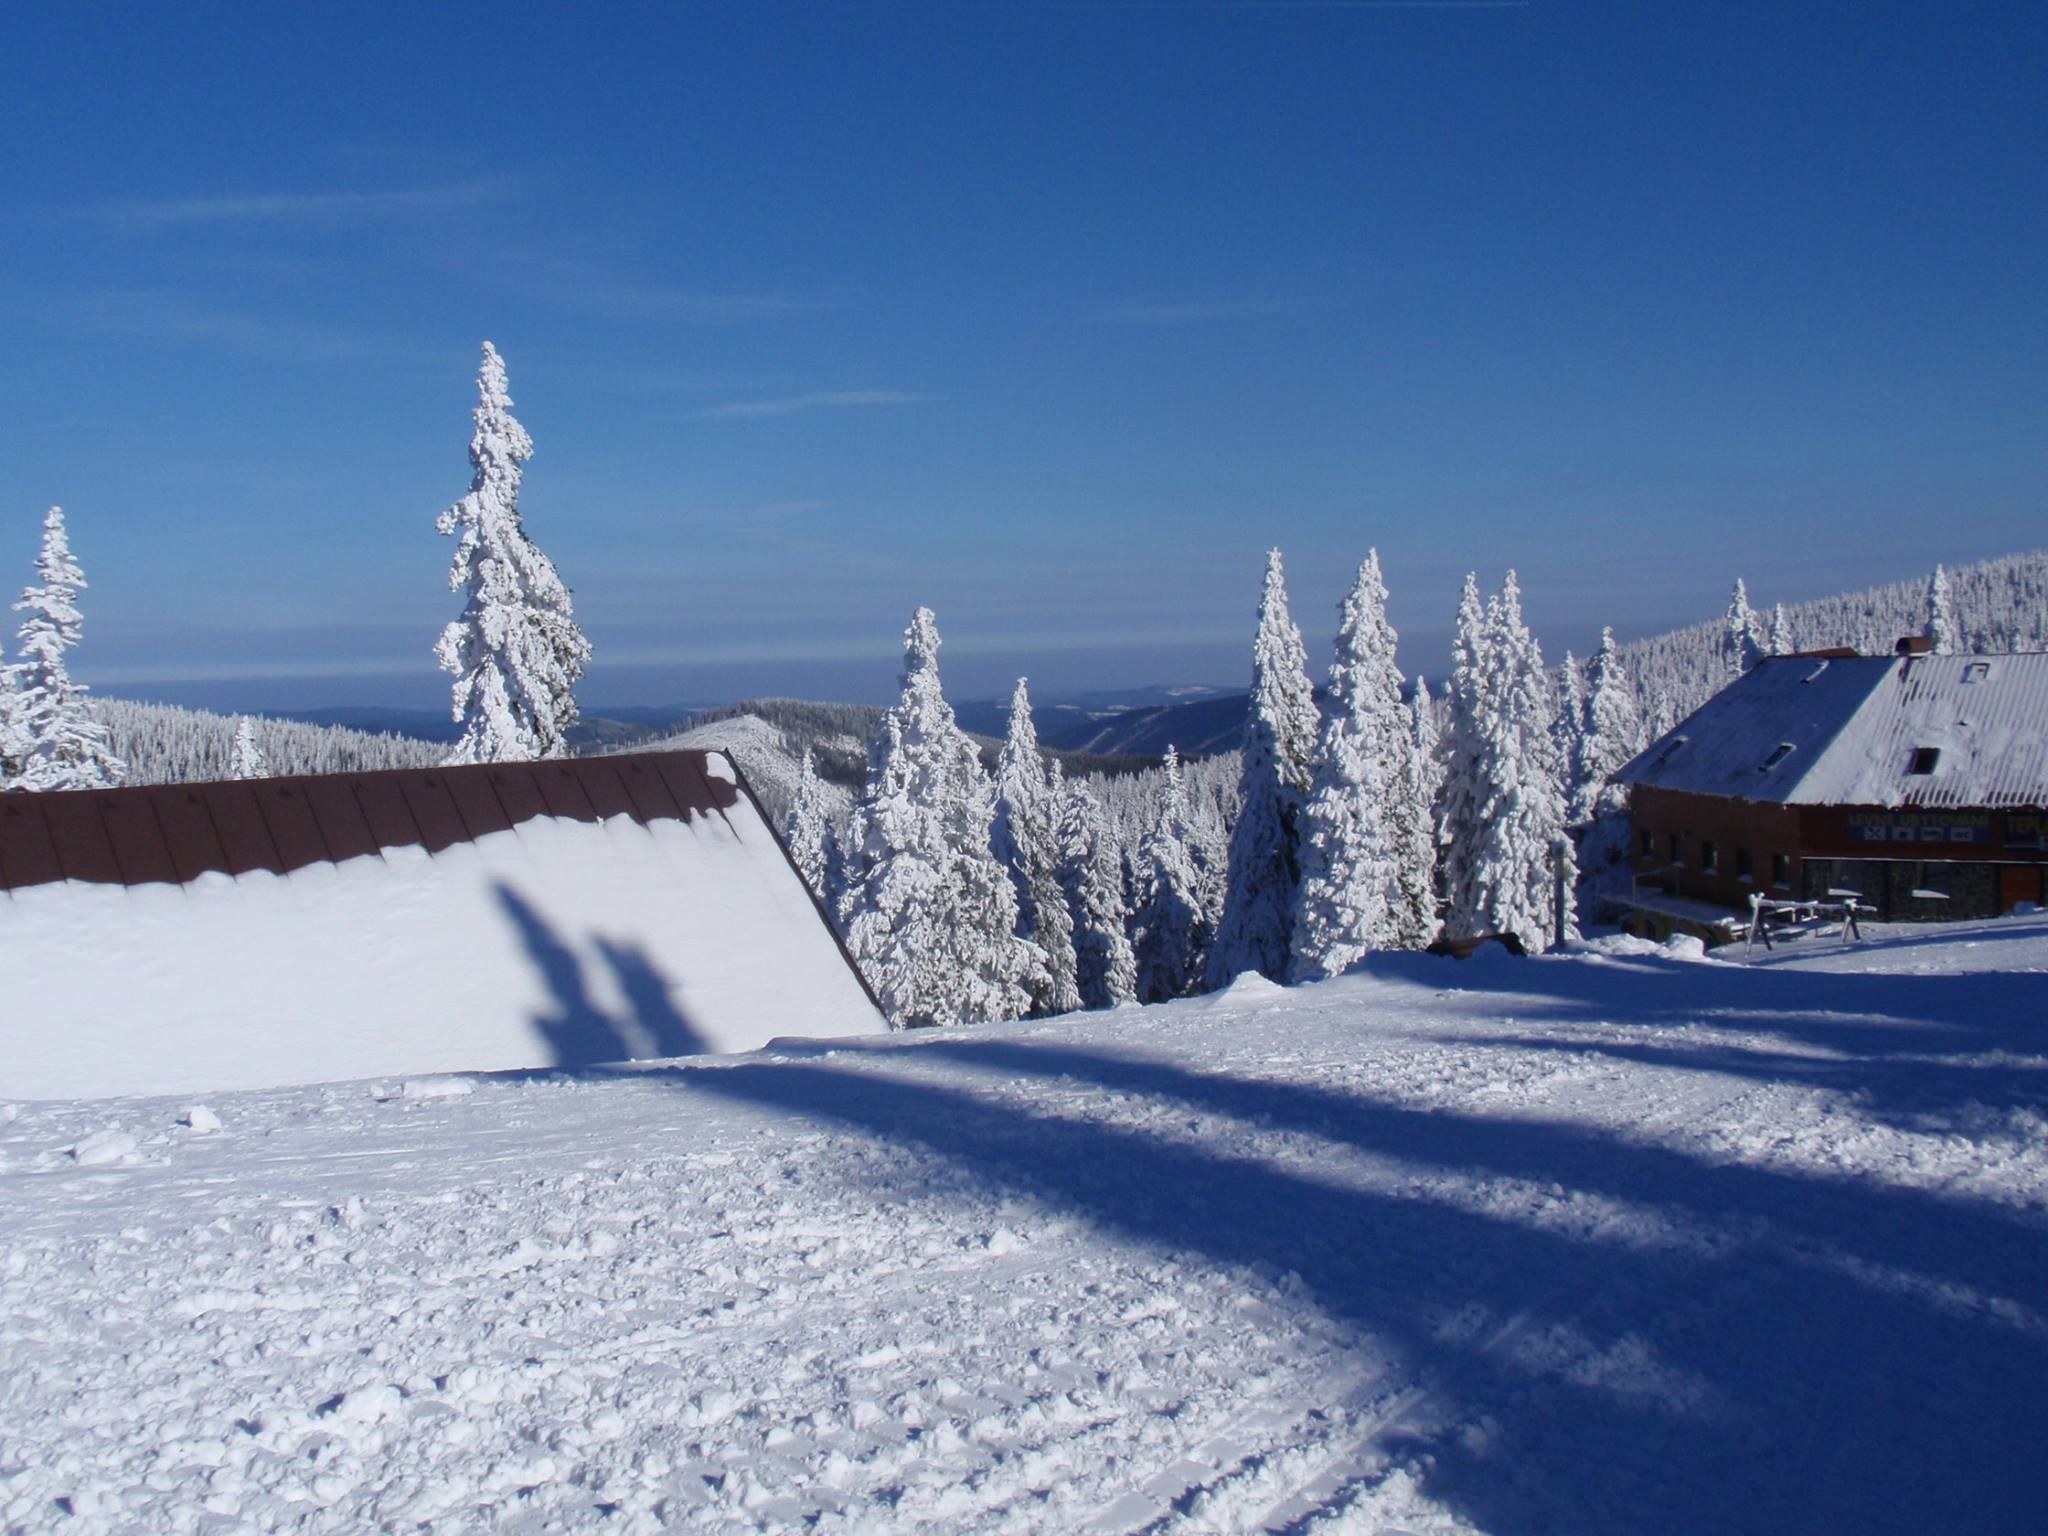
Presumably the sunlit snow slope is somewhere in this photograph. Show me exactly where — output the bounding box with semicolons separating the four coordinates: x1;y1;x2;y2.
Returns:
3;918;2044;1534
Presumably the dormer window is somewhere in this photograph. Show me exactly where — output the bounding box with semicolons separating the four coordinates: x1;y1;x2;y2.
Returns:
1907;747;1940;776
1760;742;1796;771
1962;661;1991;685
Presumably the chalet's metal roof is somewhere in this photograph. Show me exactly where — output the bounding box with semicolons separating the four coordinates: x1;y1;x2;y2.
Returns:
1617;653;2048;809
0;749;743;893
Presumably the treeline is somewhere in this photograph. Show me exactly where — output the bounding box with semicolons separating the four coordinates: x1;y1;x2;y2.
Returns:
92;698;445;784
1623;550;2048;734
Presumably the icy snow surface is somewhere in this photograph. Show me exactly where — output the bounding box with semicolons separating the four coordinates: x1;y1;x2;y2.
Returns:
3;798;881;1099
4;916;2046;1533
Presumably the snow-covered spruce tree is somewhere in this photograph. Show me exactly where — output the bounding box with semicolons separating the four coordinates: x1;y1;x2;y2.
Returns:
1135;746;1212;1002
6;507;123;792
1576;626;1644;823
0;640;24;785
1554;649;1591;828
1392;676;1442;949
1453;573;1577;950
1767;603;1796;657
1290;551;1411;981
783;745;839;909
1927;563;1960;654
230;717;270;780
1572;626;1645;912
1051;761;1139;1009
1206;549;1320;987
1435;573;1492;936
435;341;591;765
1720;577;1764;682
837;609;1036;1028
992;679;1081;1017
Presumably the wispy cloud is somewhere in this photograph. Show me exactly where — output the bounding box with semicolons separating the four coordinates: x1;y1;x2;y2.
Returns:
477;254;815;325
751;499;830;519
88;175;521;230
56;288;441;364
1092;297;1310;325
692;391;935;420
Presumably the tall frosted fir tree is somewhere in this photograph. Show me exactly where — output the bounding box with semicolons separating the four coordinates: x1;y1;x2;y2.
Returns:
1577;627;1644;823
0;639;25;784
1290;551;1410;980
1206;550;1320;987
230;717;270;780
1435;573;1492;933
783;745;839;908
1767;603;1796;658
1721;577;1764;682
838;609;1035;1028
1052;761;1138;1009
1447;573;1577;951
1926;563;1960;655
1393;676;1442;949
436;342;590;764
1135;747;1211;1002
1572;625;1645;906
6;507;123;792
993;678;1081;1017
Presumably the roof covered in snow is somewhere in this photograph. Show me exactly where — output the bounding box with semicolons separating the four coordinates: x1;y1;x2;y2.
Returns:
1617;653;2048;809
1;750;884;1096
0;749;748;890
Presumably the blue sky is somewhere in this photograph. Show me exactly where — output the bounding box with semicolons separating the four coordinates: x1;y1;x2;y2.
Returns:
1;2;2043;712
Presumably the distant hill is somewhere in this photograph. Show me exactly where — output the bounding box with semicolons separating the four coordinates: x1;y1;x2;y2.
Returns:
268;703;705;755
952;684;1237;742
630;698;1153;831
1039;692;1250;758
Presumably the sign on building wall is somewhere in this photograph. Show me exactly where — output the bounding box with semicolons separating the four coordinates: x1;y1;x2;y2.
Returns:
1845;811;1992;845
2007;812;2048;851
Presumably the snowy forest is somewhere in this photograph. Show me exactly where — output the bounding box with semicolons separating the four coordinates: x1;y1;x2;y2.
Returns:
5;340;2045;1028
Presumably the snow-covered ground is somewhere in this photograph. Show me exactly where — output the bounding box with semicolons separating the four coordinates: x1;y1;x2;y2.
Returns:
4;917;2045;1533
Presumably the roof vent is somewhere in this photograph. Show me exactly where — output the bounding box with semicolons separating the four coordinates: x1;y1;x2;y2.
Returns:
1647;734;1688;770
1760;742;1796;771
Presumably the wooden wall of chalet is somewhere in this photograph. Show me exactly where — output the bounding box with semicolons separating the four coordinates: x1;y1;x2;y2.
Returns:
1629;786;2048;920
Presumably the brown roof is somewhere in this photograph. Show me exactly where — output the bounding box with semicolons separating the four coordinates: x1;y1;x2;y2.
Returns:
0;750;744;893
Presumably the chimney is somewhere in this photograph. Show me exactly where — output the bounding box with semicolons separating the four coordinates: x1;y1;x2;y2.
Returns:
1895;634;1933;656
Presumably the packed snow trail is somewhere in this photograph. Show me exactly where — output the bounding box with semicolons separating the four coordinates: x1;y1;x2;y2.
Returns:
3;920;2046;1533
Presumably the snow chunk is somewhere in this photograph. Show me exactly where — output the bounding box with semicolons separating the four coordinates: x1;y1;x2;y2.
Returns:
1661;934;1711;962
69;1129;137;1166
702;752;738;785
181;1105;221;1134
400;1077;474;1100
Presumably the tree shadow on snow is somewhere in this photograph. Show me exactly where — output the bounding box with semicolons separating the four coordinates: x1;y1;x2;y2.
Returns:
644;1024;2047;1535
494;883;710;1067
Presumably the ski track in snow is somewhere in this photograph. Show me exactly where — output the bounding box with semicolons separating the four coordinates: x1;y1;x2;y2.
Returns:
3;918;2046;1533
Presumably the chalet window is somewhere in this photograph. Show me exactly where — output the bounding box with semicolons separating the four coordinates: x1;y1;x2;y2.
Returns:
1771;852;1791;888
1911;863;1950;900
1760;742;1796;771
1700;840;1718;873
1735;846;1753;881
1639;829;1655;859
1907;747;1941;776
1667;831;1682;865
